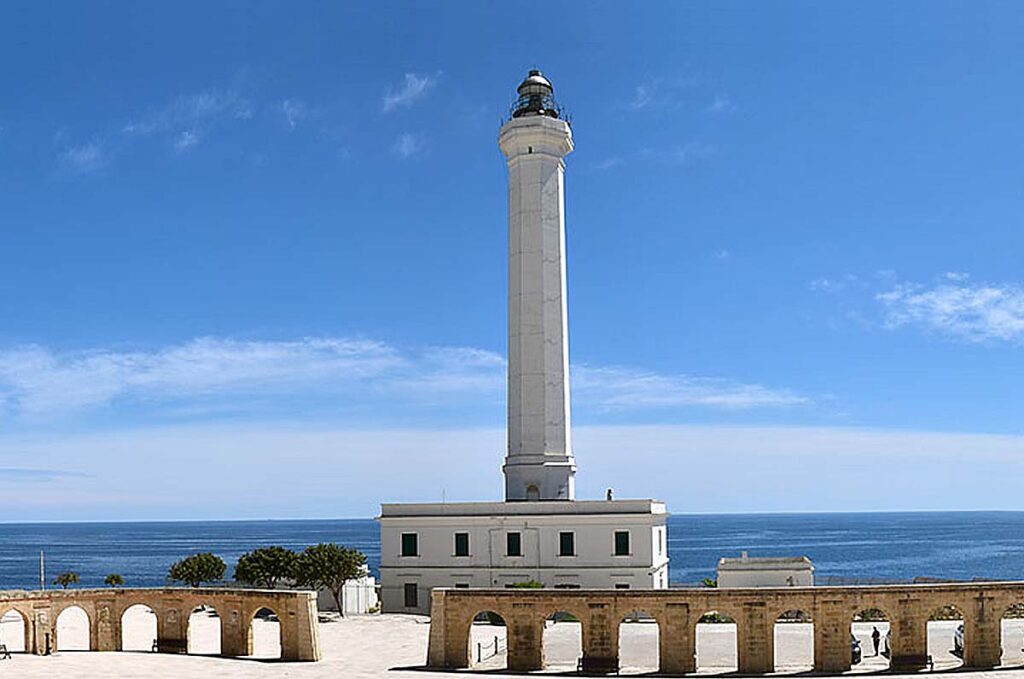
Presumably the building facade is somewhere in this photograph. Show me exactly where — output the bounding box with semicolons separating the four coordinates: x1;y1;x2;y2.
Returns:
717;552;814;588
379;71;668;614
380;501;669;614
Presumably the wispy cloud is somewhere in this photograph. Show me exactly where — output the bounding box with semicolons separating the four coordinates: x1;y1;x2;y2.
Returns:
0;338;404;417
122;88;252;152
0;337;804;421
0;468;91;482
280;99;307;130
877;275;1024;342
123;89;252;136
641;141;716;166
706;95;738;114
574;365;807;410
173;130;200;153
392;132;425;158
382;73;438;113
58;141;106;173
809;274;860;293
628;82;657;110
596;157;623;171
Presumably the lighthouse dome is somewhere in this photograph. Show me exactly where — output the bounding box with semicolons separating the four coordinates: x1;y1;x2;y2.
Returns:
511;69;562;119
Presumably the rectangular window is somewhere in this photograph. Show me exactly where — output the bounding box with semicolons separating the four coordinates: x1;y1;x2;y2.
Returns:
657;528;663;556
454;583;470;589
454;532;470;557
554;583;581;589
401;533;418;557
506;532;522;557
404;582;418;608
615;583;631;590
614;530;630;556
559;531;575;557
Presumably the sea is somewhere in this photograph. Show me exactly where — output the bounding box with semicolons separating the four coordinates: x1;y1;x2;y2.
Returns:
1;511;1021;590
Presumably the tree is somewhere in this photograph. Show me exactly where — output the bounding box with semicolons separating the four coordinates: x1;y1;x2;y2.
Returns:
293;543;366;616
53;572;79;589
508;579;544;589
168;553;226;587
234;546;298;589
104;573;124;587
702;577;718;588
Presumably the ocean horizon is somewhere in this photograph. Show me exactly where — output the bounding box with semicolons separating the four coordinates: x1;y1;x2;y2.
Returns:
1;510;1020;591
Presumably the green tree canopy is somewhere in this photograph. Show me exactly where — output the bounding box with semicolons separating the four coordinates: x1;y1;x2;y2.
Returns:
168;553;226;587
53;571;79;589
293;543;366;616
104;573;124;587
508;579;544;589
234;546;298;589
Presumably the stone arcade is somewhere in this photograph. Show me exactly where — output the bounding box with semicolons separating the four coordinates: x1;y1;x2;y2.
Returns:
379;71;668;614
0;587;320;660
427;582;1024;674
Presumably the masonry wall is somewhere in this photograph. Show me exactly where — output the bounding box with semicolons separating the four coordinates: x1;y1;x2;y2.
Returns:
0;587;320;661
427;582;1024;674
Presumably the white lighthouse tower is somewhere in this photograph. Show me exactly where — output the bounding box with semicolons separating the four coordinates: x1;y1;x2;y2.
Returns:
378;71;668;614
500;71;576;501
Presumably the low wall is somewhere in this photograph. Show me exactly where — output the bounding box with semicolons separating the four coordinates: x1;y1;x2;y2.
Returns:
0;587;320;661
427;582;1024;674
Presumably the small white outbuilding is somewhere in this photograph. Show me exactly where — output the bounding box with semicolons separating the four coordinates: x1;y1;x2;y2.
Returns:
717;552;814;588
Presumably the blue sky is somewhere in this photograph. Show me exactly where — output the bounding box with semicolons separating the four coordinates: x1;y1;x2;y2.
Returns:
2;2;1024;520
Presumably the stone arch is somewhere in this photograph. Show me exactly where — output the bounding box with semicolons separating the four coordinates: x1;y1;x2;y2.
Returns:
926;604;965;670
618;608;661;674
120;603;158;652
525;485;540;501
1001;602;1024;667
465;609;509;670
0;607;30;653
247;606;282;659
187;603;221;655
695;609;739;673
774;608;814;672
851;606;891;672
54;604;91;652
541;607;585;671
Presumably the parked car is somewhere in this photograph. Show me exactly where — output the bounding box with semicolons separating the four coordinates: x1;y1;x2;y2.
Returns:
852;636;863;665
953;623;964;657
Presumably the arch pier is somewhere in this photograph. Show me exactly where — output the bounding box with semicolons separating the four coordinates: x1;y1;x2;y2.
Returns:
427;582;1024;674
0;588;319;661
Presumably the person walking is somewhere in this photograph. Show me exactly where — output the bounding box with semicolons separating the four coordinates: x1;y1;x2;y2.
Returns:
872;626;882;656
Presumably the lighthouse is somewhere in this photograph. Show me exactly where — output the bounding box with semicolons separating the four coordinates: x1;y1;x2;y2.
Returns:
378;71;668;614
499;71;577;502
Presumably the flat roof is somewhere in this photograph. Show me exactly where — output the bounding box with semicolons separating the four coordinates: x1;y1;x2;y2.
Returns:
718;555;814;571
379;499;666;518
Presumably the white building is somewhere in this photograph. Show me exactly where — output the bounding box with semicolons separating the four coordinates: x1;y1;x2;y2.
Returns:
315;570;379;615
717;552;814;588
379;71;668;615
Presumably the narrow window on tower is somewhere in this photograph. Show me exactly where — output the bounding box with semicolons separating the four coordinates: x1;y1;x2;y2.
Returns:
559;531;575;557
454;532;470;557
401;532;418;557
506;531;522;557
614;530;630;556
